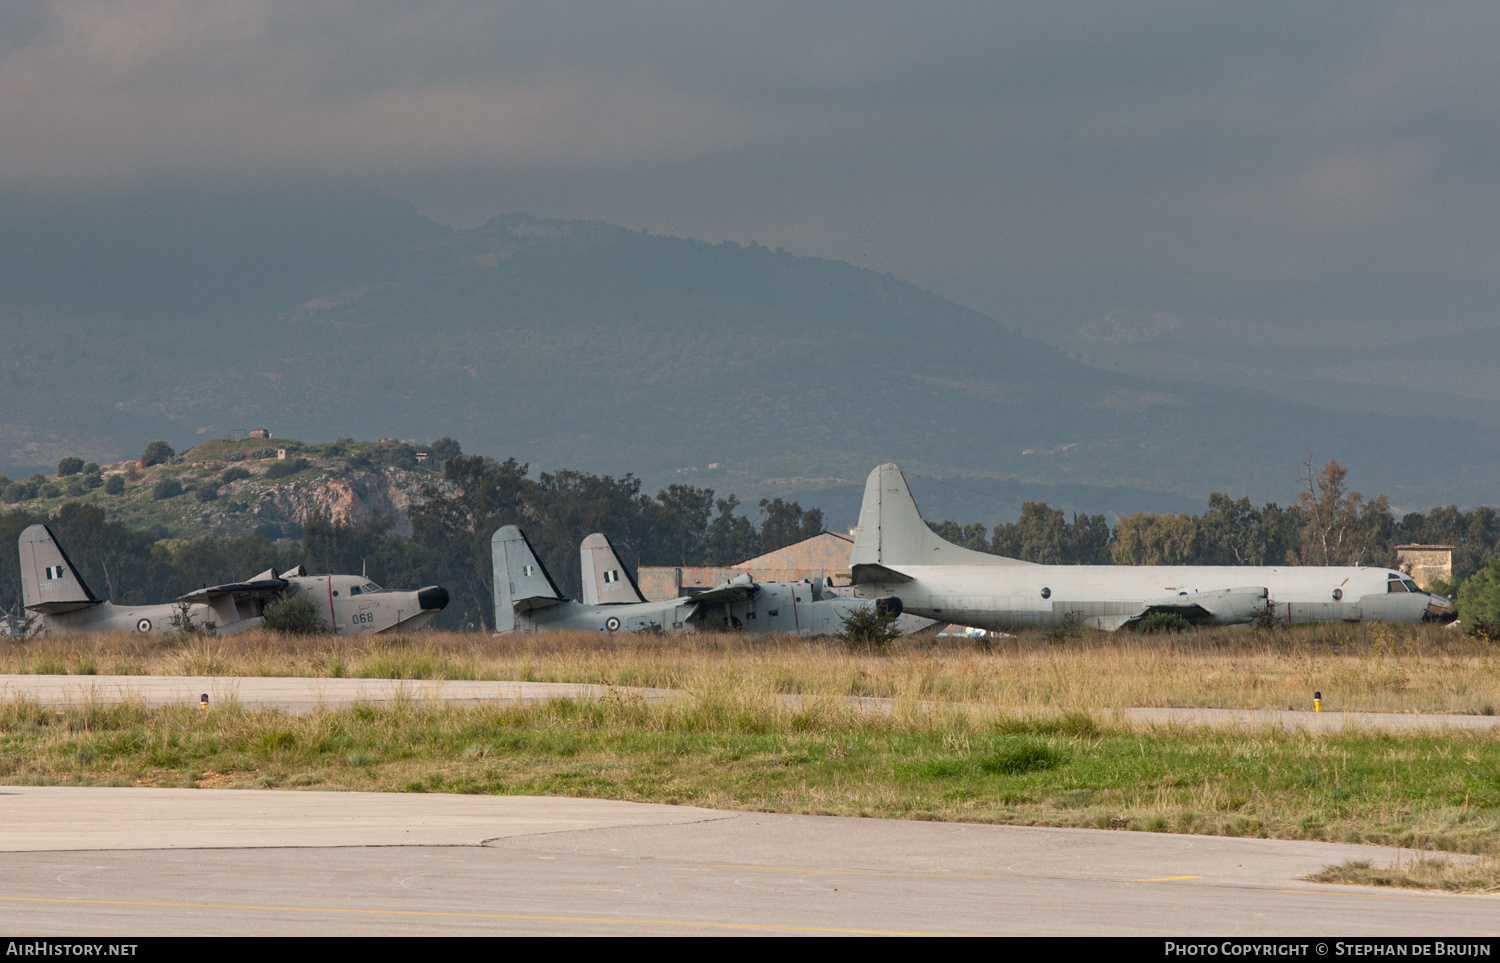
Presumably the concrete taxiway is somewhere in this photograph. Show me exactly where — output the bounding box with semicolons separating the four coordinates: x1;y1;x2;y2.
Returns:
0;788;1495;936
3;674;1499;731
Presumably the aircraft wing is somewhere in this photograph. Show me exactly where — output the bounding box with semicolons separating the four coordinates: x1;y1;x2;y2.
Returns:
687;574;761;605
512;595;569;614
174;578;289;605
849;562;914;584
1125;586;1269;627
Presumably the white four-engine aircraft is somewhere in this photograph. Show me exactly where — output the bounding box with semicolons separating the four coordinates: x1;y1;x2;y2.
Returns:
850;464;1458;631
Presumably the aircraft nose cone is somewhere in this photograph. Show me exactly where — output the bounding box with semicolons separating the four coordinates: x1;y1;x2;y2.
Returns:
418;586;450;612
1424;594;1458;624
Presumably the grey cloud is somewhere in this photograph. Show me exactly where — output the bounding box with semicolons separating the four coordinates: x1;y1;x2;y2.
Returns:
2;1;1498;344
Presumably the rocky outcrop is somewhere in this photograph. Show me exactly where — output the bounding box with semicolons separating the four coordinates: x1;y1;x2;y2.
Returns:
240;468;449;537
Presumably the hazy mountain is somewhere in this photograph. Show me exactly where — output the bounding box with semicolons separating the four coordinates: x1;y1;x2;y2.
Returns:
0;185;1492;527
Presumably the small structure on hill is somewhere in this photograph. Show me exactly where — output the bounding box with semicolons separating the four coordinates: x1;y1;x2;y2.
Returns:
1395;544;1453;591
249;428;273;439
638;531;855;601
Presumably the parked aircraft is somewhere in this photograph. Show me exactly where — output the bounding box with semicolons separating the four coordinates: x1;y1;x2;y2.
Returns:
200;566;450;635
492;525;934;635
849;464;1458;631
16;523;448;636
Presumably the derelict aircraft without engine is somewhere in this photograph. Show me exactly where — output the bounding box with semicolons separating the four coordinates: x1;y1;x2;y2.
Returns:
493;525;934;635
15;523;448;636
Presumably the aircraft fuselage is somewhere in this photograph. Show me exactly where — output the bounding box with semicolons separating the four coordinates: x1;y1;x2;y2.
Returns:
856;564;1450;631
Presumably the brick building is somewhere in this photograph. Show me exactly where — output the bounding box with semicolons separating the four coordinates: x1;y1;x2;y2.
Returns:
1395;544;1453;591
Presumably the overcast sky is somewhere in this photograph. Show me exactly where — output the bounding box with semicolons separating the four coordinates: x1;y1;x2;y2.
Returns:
3;2;1497;342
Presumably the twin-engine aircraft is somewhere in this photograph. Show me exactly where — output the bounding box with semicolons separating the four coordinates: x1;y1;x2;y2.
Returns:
17;523;448;636
492;525;934;635
850;464;1458;631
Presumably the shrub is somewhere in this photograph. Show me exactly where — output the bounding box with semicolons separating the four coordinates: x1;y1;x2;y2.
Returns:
262;593;332;635
82;463;99;474
38;484;60;499
141;440;175;466
104;475;125;495
1467;618;1500;642
195;485;219;502
221;466;251;483
56;456;84;476
82;473;102;490
1458;558;1500;625
64;478;85;497
224;451;247;462
151;479;184;500
264;457;310;480
837;605;902;649
1133;611;1191;634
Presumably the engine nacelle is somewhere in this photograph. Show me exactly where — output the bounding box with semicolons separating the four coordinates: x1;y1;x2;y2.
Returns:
874;596;904;617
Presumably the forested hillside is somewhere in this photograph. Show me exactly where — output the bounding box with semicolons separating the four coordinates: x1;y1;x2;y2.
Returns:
8;449;1500;632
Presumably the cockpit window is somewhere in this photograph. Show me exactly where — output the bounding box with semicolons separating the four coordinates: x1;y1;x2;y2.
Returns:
1402;578;1421;593
364;582;382;593
349;586;362;596
1388;577;1409;593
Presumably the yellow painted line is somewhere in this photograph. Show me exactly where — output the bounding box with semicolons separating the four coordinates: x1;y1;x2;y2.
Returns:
0;895;976;936
713;863;1007;881
1133;876;1202;882
1281;889;1500;903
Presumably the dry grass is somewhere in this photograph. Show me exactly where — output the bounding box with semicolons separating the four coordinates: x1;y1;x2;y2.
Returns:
1310;854;1500;894
2;621;1496;715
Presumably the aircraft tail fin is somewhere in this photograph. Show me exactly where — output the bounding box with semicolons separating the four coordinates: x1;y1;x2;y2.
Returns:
491;525;566;632
851;464;1034;574
580;533;647;605
19;524;101;613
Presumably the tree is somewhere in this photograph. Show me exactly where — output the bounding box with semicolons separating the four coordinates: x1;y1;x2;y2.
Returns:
649;484;715;566
758;498;823;553
56;457;84;477
141;441;174;466
1294;457;1392;566
994;502;1067;563
704;495;759;564
1110;512;1198;565
104;475;125;495
929;520;990;552
428;437;461;463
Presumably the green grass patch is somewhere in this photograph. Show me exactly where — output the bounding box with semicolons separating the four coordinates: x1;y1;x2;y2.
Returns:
1;694;1498;860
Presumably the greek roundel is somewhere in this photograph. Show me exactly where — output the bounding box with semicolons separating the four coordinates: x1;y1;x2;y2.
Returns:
605;616;621;631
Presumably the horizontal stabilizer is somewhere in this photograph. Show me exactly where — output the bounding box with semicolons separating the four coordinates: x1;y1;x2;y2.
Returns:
849;562;914;585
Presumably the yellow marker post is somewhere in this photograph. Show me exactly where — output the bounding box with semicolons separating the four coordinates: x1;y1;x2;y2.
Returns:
1313;690;1321;712
200;693;209;712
